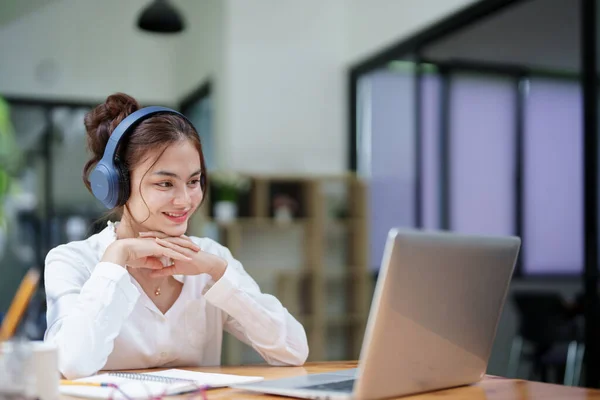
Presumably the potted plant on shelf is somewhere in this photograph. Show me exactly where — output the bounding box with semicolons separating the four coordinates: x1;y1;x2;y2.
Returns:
0;96;23;259
272;194;299;224
210;171;250;223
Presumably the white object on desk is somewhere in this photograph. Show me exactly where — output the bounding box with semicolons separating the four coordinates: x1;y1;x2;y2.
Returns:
143;368;264;387
0;340;59;400
60;368;264;399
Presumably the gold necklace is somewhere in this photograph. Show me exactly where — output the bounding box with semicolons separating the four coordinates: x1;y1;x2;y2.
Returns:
154;278;167;296
154;276;170;296
154;258;175;296
127;267;165;297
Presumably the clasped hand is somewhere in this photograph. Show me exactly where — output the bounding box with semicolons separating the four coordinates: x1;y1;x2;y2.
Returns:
102;231;227;281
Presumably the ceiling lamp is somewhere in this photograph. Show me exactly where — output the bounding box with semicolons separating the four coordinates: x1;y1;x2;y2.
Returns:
137;0;185;34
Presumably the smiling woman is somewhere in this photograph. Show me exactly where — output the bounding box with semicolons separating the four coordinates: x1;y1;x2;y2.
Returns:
42;93;309;379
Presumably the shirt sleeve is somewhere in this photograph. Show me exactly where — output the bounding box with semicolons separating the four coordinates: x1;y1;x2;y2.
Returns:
202;240;309;366
43;245;140;379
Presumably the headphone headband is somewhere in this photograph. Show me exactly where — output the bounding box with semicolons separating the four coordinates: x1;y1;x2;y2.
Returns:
90;106;193;209
99;106;186;167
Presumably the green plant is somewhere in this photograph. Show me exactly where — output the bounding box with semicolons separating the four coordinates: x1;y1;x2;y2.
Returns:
210;171;250;202
0;96;22;225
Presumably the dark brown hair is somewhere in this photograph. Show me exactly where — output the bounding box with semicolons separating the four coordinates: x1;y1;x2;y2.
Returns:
82;93;207;212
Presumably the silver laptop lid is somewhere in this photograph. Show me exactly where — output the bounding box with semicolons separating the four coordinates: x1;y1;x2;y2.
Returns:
354;229;520;400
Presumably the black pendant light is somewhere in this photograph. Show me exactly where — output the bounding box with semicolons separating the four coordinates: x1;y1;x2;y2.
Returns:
137;0;185;34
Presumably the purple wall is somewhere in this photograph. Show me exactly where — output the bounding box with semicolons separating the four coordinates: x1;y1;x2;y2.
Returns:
523;78;583;274
359;68;582;275
449;74;516;236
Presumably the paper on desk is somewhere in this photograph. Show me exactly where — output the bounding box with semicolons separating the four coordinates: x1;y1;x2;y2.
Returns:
59;369;264;399
144;368;264;387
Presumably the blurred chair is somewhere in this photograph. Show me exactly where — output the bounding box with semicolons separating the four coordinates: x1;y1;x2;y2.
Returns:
507;291;584;386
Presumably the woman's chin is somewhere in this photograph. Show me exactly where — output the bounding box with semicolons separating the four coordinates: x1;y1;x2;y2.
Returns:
162;223;188;237
144;215;190;237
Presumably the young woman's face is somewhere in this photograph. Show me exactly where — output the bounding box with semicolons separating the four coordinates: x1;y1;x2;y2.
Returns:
126;140;203;237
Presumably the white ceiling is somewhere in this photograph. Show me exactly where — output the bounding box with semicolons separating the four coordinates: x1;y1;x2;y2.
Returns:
0;0;59;28
422;0;580;73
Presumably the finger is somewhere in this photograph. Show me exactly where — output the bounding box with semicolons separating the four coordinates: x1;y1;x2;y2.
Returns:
131;240;191;261
158;236;200;252
139;231;169;239
143;258;166;270
155;238;197;256
140;231;193;242
149;266;177;278
154;243;192;261
127;257;164;270
138;233;198;252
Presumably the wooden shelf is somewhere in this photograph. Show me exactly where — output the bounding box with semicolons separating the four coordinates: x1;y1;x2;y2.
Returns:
191;173;370;365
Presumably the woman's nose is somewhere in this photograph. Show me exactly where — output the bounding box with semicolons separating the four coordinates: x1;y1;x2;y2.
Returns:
173;187;190;205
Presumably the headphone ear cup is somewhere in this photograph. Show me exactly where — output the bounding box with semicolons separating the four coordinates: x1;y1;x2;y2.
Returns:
114;158;130;207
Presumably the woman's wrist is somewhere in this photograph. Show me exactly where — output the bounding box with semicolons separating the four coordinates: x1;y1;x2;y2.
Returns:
101;241;128;267
208;258;228;281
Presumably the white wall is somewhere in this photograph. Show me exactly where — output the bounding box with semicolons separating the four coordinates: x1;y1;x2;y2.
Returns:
174;0;226;167
0;0;179;104
223;0;347;173
174;1;224;99
347;0;479;64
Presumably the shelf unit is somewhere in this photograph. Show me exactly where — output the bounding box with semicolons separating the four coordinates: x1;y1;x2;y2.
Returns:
189;173;372;364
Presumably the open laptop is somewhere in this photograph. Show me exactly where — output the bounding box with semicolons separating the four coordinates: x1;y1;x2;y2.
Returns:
233;228;520;400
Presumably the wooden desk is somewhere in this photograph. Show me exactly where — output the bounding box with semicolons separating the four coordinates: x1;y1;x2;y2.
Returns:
61;361;600;400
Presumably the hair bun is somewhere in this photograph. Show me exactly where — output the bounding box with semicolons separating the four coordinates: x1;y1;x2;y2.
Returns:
82;93;141;192
84;93;141;158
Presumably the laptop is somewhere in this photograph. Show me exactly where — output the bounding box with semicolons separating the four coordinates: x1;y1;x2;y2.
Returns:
233;228;521;400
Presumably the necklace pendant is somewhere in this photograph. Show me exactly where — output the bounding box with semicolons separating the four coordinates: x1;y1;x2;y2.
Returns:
154;287;161;296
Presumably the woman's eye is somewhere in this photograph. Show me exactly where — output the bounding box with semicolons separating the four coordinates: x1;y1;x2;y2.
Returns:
156;182;173;188
188;179;201;186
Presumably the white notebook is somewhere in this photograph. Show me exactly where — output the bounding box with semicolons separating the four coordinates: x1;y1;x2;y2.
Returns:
59;369;265;399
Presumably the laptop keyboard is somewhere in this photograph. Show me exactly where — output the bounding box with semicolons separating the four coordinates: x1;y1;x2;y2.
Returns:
300;379;356;392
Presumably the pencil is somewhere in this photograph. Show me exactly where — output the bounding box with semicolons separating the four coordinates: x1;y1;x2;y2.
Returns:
60;380;116;388
0;268;40;341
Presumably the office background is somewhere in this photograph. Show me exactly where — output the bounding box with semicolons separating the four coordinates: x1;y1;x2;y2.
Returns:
1;0;600;388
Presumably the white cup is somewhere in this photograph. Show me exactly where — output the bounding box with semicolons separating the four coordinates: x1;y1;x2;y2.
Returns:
0;340;59;400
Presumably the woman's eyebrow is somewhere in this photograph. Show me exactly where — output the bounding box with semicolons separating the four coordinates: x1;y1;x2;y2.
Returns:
189;169;203;177
153;169;202;179
153;171;179;178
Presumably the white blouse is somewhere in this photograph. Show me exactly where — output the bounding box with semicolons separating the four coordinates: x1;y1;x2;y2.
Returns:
43;222;309;379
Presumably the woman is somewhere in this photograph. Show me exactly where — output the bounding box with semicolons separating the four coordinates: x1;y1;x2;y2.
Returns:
44;93;309;379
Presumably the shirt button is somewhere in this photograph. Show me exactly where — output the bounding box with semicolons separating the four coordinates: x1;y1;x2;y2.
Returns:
160;352;167;358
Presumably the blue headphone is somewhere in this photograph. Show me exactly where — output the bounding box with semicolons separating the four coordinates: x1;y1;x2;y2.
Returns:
89;106;194;209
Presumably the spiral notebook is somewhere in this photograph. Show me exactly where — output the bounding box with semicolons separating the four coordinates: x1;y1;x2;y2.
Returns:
59;369;264;399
